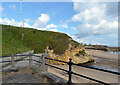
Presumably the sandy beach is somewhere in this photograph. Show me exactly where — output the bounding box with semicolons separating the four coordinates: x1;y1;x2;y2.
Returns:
85;49;119;60
48;49;119;83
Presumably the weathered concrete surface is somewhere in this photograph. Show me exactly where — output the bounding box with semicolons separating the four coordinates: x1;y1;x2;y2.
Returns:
2;68;49;84
2;73;43;83
43;72;67;83
2;67;68;84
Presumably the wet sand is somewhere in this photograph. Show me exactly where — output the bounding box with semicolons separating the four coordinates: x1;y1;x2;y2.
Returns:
85;49;119;60
84;56;119;72
85;49;119;72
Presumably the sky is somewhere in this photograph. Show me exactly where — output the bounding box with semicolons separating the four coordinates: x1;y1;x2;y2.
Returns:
0;0;119;47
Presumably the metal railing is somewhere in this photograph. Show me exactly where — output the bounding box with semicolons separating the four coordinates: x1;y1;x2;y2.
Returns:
44;57;120;85
0;53;120;85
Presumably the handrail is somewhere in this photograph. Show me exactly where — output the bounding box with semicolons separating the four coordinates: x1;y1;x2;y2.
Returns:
32;54;42;58
15;54;29;56
0;60;11;63
44;57;119;85
72;63;120;75
0;55;11;58
45;57;120;75
45;57;68;64
32;59;42;63
45;63;68;72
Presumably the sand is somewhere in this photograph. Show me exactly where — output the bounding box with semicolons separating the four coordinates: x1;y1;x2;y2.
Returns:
85;49;119;60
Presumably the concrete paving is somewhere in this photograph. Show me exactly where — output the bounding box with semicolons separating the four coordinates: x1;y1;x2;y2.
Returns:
2;73;43;83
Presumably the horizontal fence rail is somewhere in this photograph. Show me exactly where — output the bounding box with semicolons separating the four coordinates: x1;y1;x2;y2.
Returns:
44;56;120;85
45;57;120;75
45;57;68;64
72;63;120;75
0;60;11;63
32;54;42;58
32;59;42;63
14;54;29;56
45;63;68;72
0;55;11;58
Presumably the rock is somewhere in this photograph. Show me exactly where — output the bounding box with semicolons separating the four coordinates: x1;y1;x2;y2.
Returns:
45;44;94;65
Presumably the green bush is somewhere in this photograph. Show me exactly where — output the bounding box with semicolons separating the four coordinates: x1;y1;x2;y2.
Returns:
75;53;79;57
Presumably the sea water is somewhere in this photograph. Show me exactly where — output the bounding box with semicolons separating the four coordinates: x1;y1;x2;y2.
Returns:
108;51;120;55
84;56;119;72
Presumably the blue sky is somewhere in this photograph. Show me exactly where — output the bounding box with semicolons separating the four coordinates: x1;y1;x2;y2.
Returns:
0;1;118;47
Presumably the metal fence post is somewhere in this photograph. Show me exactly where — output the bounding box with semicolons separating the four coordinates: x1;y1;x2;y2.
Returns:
68;58;72;85
29;53;32;68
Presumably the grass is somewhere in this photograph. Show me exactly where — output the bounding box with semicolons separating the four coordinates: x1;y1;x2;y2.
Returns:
2;24;79;56
75;49;86;57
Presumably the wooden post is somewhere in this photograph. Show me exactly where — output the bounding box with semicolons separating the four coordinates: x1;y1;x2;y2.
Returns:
41;53;48;73
11;52;17;71
42;54;45;72
29;53;32;68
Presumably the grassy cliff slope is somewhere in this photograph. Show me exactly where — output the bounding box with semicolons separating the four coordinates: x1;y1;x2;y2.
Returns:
2;25;79;56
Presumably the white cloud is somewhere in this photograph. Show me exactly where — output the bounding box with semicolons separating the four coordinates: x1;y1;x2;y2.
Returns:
71;27;77;30
0;15;57;32
65;1;118;46
71;35;108;46
9;4;16;9
23;22;32;28
33;14;50;28
72;6;105;24
49;29;58;32
46;23;58;29
34;27;46;30
71;2;118;38
61;24;68;28
24;19;30;22
0;18;31;28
